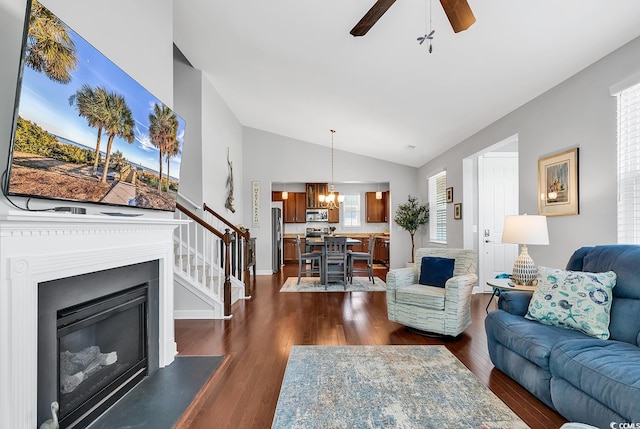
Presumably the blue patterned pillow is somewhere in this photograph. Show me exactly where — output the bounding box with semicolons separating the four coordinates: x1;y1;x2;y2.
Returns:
525;266;617;339
418;256;455;288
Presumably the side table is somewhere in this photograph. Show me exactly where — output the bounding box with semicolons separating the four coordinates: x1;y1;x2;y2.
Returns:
485;278;536;313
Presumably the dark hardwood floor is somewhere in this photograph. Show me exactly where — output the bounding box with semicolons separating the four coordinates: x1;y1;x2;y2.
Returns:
174;264;567;429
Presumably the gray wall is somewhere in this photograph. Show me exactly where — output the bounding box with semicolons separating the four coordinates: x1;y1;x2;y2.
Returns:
0;1;26;188
173;44;244;219
243;127;419;273
419;35;640;268
173;46;203;208
0;0;174;215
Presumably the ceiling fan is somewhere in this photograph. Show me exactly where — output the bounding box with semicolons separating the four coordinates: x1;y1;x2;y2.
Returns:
350;0;476;37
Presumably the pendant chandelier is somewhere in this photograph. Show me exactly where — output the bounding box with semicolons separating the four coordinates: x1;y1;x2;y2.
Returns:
318;129;344;210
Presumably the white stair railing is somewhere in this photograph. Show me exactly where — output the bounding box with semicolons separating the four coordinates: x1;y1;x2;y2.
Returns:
175;202;233;317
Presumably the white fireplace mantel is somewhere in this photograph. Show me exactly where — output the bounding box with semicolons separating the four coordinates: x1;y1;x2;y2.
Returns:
0;210;187;428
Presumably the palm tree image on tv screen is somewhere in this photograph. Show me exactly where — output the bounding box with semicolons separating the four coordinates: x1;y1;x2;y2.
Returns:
5;0;185;211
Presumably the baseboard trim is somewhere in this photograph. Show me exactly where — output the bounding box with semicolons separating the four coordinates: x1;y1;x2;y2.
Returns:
174;309;217;319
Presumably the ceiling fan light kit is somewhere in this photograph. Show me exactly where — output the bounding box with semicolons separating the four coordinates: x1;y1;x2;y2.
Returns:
350;0;475;37
417;0;435;53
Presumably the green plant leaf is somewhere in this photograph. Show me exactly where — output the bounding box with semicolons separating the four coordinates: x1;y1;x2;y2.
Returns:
394;195;429;234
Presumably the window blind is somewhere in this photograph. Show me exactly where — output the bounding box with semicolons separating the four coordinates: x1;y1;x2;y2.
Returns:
343;194;361;227
429;171;447;242
617;82;640;244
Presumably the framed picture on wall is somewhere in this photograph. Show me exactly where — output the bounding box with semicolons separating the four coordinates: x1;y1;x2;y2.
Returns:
538;148;579;216
446;187;453;203
454;203;462;220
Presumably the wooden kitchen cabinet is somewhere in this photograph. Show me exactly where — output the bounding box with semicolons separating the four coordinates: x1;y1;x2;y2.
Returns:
351;236;367;253
366;191;389;223
328;200;340;223
295;193;306;222
283;197;296;223
306;183;328;208
283;237;303;262
373;237;390;267
283;192;306;223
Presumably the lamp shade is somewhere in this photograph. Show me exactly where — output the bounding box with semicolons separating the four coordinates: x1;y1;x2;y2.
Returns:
502;215;549;245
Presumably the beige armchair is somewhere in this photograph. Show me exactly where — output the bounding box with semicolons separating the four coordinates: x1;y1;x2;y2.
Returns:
386;248;478;336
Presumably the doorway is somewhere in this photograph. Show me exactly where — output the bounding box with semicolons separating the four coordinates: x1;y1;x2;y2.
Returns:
464;134;519;292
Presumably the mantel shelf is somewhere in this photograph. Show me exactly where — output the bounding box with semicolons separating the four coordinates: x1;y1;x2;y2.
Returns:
0;210;189;229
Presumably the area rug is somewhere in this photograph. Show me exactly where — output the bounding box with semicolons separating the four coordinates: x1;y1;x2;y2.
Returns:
280;276;386;292
272;346;528;429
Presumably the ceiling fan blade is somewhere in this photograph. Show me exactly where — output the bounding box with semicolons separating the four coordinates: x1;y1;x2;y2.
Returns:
439;0;476;33
350;0;397;37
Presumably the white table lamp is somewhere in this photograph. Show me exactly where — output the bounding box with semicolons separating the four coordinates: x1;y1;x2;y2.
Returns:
502;214;549;285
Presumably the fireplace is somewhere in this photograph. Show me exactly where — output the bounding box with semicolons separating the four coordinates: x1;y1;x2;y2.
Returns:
57;286;147;428
0;211;184;428
38;261;160;428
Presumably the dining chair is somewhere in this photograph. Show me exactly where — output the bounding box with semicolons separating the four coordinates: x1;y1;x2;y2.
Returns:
296;235;322;285
348;235;375;284
323;236;348;288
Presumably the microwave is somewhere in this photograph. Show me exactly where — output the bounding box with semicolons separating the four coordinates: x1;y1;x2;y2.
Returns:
306;209;328;222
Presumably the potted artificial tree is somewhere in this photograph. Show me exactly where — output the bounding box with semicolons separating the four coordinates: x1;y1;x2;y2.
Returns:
394;195;429;265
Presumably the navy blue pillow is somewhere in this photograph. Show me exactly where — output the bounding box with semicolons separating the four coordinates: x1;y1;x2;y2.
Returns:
418;256;455;288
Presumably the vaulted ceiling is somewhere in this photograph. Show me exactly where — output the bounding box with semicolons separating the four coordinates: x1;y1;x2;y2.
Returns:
173;1;640;167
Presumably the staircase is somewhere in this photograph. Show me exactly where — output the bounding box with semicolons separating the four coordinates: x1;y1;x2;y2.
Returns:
173;202;255;319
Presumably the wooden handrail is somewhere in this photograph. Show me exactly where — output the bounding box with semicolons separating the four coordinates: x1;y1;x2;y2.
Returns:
203;203;249;239
176;202;224;239
202;202;255;297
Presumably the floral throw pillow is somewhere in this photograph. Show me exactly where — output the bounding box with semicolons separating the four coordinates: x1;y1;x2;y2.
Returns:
525;266;617;339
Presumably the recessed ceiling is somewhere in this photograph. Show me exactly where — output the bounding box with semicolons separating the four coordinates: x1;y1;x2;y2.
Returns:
173;1;640;167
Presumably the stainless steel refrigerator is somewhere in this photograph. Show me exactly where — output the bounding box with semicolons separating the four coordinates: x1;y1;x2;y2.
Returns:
272;205;283;273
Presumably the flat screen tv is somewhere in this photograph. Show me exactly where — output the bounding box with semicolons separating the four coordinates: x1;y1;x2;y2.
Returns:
3;0;185;212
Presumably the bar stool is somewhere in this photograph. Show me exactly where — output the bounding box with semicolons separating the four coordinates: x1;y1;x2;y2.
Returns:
323;236;348;288
348;235;375;284
296;235;322;284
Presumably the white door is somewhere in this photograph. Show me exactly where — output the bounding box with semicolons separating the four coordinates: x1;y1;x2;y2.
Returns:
478;153;519;291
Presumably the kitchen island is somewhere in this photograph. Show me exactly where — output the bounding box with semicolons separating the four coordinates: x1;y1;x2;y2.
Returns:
282;233;390;267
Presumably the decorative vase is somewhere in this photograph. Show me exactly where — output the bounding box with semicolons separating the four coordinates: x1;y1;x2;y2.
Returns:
511;245;538;286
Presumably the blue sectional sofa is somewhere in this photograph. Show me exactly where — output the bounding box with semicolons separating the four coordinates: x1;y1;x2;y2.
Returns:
485;245;640;428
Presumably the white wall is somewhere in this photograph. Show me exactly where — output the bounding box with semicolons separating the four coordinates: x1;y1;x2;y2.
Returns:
43;0;173;106
243;127;419;273
201;75;243;221
0;0;174;215
419;35;640;268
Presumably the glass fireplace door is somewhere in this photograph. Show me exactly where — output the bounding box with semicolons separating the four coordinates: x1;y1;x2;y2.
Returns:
56;285;148;428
